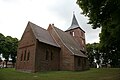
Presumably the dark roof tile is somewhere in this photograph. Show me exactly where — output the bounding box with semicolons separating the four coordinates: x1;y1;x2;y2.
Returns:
53;26;87;57
28;22;60;48
66;14;85;32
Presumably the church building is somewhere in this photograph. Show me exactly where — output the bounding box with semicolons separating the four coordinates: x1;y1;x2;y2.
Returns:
16;14;89;72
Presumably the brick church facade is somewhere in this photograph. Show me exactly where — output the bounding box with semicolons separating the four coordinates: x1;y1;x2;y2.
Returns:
16;14;89;72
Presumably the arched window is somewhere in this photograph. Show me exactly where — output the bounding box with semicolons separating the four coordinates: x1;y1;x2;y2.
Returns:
27;50;30;61
20;52;23;61
51;52;53;60
84;58;86;66
70;31;75;36
70;31;72;35
72;31;75;36
46;50;49;60
24;50;26;61
77;58;80;66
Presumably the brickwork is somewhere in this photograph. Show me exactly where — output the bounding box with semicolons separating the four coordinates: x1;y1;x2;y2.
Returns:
74;56;89;71
66;28;86;51
16;21;89;72
47;25;89;71
16;24;36;72
48;25;75;70
35;41;60;71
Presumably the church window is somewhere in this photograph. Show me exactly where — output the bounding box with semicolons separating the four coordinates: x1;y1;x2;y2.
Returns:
70;31;72;35
20;52;23;61
70;31;75;36
51;52;53;60
24;50;26;61
27;50;30;61
77;58;80;66
72;32;75;36
84;58;86;66
46;50;49;60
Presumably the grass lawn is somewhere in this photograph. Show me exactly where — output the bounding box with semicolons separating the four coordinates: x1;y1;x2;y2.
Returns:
0;68;120;80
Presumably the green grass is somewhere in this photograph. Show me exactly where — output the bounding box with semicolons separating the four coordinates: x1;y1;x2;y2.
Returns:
0;68;120;80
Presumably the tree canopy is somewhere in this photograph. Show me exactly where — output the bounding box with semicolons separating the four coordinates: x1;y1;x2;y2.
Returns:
86;43;101;68
0;33;18;67
77;0;120;67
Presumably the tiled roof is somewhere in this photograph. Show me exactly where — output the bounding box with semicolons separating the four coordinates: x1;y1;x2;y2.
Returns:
53;26;87;57
28;22;60;48
27;21;86;57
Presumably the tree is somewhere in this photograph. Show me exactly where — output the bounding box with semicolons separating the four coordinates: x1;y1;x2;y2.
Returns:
86;43;94;67
77;0;120;67
2;36;13;68
0;33;18;68
86;43;101;68
2;36;18;68
10;38;18;67
0;33;5;55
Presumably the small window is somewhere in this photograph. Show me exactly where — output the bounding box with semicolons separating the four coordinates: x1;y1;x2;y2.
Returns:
20;53;23;61
27;50;30;61
82;40;84;45
51;52;53;60
72;32;75;36
70;31;72;35
84;58;86;66
24;50;26;61
77;58;80;66
46;50;49;60
70;31;75;36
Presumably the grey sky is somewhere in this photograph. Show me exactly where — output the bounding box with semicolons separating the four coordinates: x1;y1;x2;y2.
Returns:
0;0;101;43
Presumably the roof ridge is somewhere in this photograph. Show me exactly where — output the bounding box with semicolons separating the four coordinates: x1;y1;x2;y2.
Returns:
51;25;75;55
52;25;87;57
47;25;60;47
28;21;59;48
28;21;47;31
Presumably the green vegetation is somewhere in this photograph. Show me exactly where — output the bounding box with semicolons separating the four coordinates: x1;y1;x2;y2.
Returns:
77;0;120;68
0;68;120;80
0;33;18;67
86;43;100;68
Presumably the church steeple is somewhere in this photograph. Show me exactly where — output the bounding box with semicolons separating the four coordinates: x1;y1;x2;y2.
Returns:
65;13;86;52
66;13;80;31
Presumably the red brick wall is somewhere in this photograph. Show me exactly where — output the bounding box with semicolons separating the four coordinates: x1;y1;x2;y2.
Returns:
61;46;75;70
16;24;37;72
48;25;89;71
48;25;75;70
35;41;60;71
74;56;89;71
66;28;89;70
16;23;89;72
66;28;86;51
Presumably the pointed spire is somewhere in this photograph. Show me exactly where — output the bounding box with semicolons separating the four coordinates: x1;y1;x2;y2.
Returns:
66;13;80;31
71;12;79;27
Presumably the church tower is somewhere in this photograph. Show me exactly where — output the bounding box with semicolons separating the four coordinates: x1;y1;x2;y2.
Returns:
65;14;86;52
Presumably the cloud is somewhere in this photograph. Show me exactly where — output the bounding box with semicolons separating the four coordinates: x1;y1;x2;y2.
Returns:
0;0;101;43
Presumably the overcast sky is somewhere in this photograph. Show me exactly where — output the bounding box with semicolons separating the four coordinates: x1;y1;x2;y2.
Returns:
0;0;101;43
